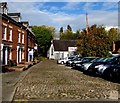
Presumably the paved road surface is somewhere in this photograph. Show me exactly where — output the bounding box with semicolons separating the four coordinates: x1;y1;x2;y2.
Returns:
11;60;120;101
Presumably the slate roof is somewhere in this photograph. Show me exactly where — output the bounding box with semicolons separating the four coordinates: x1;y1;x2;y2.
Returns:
53;40;77;51
8;13;21;17
1;13;25;28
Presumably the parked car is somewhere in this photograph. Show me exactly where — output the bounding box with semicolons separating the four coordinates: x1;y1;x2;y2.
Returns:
86;55;120;76
82;58;103;72
72;57;97;71
98;56;120;80
111;64;120;82
57;56;75;64
101;64;120;82
66;56;83;67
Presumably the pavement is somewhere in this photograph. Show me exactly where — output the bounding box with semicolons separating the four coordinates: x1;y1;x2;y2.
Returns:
1;62;35;102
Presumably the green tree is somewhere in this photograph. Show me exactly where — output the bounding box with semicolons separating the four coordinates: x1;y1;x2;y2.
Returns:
108;28;120;42
59;27;64;33
60;25;80;40
77;24;111;57
67;25;72;31
32;26;55;57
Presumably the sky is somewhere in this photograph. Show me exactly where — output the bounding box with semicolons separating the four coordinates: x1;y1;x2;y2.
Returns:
5;1;119;32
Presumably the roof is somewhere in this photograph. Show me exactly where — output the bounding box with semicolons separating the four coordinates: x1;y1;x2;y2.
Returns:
53;40;77;51
8;13;21;17
1;13;26;29
21;21;29;27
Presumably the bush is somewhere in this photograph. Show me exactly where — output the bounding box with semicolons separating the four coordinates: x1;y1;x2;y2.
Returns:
8;60;13;67
12;60;17;66
36;55;47;61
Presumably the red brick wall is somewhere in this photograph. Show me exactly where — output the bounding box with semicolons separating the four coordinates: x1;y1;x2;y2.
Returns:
2;18;27;63
0;18;2;64
28;34;36;49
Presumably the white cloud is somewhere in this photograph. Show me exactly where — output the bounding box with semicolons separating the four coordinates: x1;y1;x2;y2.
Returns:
101;2;118;11
6;2;118;33
88;10;118;27
61;2;80;11
105;26;118;31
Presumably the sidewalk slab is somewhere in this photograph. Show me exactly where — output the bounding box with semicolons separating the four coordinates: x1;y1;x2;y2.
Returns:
1;62;40;102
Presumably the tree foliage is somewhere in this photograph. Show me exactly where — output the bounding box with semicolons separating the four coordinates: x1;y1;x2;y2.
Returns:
67;25;72;31
60;25;80;40
32;25;55;57
59;27;63;33
108;28;120;42
77;24;112;57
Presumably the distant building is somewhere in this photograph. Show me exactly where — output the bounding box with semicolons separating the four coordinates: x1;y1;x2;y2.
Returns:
47;40;77;59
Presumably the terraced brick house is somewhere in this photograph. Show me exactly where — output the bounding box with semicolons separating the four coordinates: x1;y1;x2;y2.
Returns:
0;2;37;67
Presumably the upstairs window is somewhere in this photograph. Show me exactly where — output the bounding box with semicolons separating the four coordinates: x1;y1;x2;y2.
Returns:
18;32;21;43
2;26;7;40
22;34;24;43
9;29;12;41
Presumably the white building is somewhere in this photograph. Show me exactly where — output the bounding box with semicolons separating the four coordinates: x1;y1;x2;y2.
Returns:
47;40;77;59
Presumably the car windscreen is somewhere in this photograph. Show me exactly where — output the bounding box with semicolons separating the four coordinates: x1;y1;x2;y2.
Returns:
92;58;105;63
103;56;117;63
82;58;96;62
90;58;101;63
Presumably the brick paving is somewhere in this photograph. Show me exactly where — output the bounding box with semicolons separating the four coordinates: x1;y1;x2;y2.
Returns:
13;60;120;101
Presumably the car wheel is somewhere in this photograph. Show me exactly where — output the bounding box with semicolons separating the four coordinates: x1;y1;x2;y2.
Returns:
103;69;112;80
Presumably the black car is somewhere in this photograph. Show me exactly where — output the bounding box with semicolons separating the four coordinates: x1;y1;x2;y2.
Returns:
86;55;120;76
66;56;82;66
111;64;120;82
102;61;120;82
82;58;104;73
72;57;97;71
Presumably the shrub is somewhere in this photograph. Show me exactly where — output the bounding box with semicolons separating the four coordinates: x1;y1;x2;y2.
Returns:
8;60;13;67
12;60;17;66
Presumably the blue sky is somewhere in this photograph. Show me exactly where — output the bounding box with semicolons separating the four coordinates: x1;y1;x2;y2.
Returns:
37;2;117;14
6;2;118;33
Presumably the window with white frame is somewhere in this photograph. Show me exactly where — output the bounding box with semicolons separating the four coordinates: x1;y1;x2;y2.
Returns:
9;29;12;41
2;26;7;40
22;33;24;43
18;32;21;43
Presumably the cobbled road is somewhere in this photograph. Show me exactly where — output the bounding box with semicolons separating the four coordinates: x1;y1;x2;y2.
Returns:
13;60;120;101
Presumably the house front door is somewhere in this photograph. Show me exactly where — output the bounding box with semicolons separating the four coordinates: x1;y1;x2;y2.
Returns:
2;46;6;65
